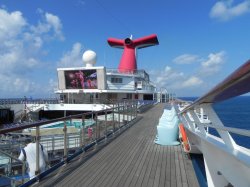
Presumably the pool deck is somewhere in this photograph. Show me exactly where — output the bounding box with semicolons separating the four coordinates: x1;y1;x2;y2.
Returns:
35;103;199;187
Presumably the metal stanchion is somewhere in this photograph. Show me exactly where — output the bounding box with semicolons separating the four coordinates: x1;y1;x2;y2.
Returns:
63;120;68;160
112;104;115;133
35;126;40;175
22;161;25;184
95;113;98;142
126;103;129;122
105;110;107;140
81;115;85;147
123;103;125;126
130;103;133;121
135;101;138;118
118;103;120;131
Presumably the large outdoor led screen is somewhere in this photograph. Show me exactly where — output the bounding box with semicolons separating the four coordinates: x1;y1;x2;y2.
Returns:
65;70;97;89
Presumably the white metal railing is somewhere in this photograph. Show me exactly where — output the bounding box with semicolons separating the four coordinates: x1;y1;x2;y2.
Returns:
178;60;250;187
0;98;58;105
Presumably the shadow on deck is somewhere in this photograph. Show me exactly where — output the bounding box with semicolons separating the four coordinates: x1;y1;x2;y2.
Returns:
34;104;199;187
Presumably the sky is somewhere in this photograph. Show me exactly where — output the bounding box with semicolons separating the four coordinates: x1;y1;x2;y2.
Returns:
0;0;250;98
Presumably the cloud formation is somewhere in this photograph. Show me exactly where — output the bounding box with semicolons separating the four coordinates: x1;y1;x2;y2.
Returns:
0;9;26;42
0;8;64;97
57;42;83;67
210;0;250;21
199;51;226;76
31;10;64;41
181;76;203;88
173;54;200;64
150;50;226;96
150;64;203;93
153;66;184;88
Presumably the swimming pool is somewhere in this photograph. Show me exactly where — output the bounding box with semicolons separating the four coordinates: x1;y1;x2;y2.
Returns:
41;120;95;129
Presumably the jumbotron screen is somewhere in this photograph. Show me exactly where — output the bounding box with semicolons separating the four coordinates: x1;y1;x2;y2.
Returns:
64;69;97;89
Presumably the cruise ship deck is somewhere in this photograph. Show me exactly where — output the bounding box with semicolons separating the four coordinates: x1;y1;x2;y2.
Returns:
34;104;199;187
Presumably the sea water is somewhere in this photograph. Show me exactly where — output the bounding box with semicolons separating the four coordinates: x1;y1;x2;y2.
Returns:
213;96;250;149
181;96;250;149
181;96;250;186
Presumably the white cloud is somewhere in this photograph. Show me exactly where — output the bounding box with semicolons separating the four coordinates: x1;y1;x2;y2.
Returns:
181;76;203;88
150;65;206;97
45;13;64;40
0;74;36;97
0;9;26;42
149;50;227;96
210;0;250;21
150;64;204;89
200;51;226;76
58;42;83;67
31;11;64;41
0;8;64;97
153;66;184;88
173;54;200;64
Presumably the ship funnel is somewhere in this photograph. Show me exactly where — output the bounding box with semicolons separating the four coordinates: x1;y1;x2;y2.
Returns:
125;38;132;45
107;34;159;73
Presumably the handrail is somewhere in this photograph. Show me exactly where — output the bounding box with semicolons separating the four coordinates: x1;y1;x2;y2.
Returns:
0;108;112;134
181;60;250;113
0;100;139;134
0;98;58;105
0;99;140;186
196;123;250;137
0;149;24;164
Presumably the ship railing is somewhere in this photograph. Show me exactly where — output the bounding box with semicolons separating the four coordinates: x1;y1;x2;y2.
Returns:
106;68;147;77
178;60;250;187
0;98;59;105
0;100;138;186
0;149;26;185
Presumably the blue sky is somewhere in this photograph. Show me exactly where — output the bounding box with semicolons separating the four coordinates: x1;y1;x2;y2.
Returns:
0;0;250;98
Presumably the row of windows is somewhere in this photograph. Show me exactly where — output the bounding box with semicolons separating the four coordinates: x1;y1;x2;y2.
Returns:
111;77;123;83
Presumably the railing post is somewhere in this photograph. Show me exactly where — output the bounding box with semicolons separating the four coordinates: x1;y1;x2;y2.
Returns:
81;115;85;147
133;101;135;119
112;104;115;133
95;113;98;141
8;158;12;176
123;103;125;126
118;103;120;130
35;126;40;175
130;102;133;121
52;136;55;152
126;103;129;122
105;110;107;139
63;120;68;160
135;101;138;118
22;161;25;184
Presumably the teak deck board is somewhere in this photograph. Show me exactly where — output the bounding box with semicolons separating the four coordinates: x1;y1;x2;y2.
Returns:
36;104;199;187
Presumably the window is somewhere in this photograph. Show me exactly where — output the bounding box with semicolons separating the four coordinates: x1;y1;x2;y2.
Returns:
127;93;132;99
111;77;122;83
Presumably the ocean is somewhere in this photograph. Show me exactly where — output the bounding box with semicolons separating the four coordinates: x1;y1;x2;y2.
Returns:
181;96;250;149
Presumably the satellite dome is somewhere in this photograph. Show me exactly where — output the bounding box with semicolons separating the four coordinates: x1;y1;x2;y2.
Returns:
82;50;97;67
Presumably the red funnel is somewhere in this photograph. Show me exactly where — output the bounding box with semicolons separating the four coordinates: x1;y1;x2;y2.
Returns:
108;34;159;73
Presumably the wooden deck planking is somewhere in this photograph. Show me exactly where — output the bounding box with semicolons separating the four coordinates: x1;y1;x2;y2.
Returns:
128;130;155;187
175;146;182;187
76;126;143;186
37;104;199;187
178;146;189;187
117;137;150;187
159;143;167;187
153;145;163;187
